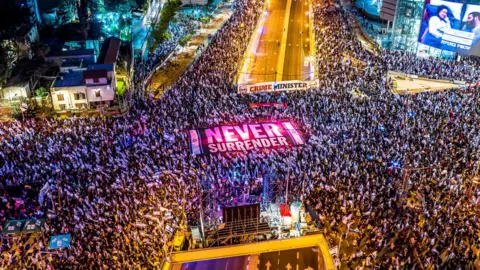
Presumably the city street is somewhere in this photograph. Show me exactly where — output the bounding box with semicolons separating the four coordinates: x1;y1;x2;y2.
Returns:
149;8;232;96
238;0;312;84
282;0;311;81
245;0;287;83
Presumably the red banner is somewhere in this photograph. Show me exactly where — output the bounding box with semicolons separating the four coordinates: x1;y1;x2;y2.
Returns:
249;103;288;109
188;121;304;155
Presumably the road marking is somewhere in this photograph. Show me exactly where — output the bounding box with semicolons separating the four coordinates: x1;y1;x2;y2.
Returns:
297;252;299;259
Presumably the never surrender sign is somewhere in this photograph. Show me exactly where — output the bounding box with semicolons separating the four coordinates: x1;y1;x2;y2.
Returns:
189;121;304;155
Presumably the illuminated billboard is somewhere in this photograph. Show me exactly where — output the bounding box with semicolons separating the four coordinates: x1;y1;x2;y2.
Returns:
418;0;480;55
188;121;304;155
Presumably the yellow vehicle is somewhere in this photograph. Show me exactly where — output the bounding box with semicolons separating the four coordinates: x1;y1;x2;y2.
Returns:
173;231;186;251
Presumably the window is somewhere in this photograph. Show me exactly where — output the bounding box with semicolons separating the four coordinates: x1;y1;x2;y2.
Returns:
59;104;66;110
74;93;85;100
95;91;101;98
75;103;86;109
57;94;64;101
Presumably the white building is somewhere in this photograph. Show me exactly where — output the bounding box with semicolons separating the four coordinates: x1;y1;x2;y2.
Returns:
51;65;116;111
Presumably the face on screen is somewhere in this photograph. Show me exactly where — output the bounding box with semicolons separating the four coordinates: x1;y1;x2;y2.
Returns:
418;1;480;56
439;8;448;19
466;13;473;23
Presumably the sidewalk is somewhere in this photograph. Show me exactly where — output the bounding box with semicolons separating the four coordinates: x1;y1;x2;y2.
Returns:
149;7;233;98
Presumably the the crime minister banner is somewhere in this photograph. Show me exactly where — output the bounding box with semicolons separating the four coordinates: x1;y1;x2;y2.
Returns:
188;121;304;155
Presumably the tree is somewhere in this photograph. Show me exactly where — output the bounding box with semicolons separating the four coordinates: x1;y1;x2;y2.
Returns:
35;87;48;97
104;0;136;13
0;0;32;40
57;0;76;24
89;0;105;14
150;0;181;50
0;45;10;87
178;35;192;47
0;40;19;88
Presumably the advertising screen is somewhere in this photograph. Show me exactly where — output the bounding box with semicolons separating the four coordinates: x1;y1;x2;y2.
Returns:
418;0;480;55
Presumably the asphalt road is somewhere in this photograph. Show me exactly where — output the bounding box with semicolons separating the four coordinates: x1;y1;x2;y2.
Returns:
282;0;311;81
180;256;249;270
258;247;320;270
247;0;287;83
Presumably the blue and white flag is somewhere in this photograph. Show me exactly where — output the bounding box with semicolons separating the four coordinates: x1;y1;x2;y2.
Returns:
164;133;175;142
38;182;49;206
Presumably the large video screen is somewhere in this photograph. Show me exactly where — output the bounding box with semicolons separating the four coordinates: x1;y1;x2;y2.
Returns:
418;0;480;56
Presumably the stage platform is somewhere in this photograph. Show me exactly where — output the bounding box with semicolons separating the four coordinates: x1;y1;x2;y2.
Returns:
168;234;334;270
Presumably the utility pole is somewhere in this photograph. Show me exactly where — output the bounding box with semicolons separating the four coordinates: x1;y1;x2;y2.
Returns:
285;155;292;204
197;177;206;244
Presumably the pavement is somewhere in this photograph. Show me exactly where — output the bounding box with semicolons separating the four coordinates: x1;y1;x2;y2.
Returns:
149;7;233;97
389;72;460;94
282;0;311;81
238;0;312;84
245;0;287;83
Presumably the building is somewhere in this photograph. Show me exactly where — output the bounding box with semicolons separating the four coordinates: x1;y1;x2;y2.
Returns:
357;0;459;58
49;36;121;111
389;0;457;58
97;37;121;67
45;49;96;66
17;0;41;25
0;59;49;103
50;65;116;111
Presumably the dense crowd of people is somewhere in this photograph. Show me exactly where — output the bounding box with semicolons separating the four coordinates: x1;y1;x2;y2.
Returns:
0;0;480;269
133;11;200;86
382;50;480;82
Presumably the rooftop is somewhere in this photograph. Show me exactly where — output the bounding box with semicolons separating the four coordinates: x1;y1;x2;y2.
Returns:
83;70;108;80
47;49;95;58
97;37;120;65
61;60;85;68
53;70;84;88
4;59;49;87
87;64;114;72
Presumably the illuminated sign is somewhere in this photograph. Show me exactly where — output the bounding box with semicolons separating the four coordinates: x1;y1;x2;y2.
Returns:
418;0;480;56
189;121;304;155
238;80;318;94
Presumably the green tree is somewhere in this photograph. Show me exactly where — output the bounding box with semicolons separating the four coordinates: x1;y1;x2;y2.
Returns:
57;0;76;24
89;0;106;14
178;35;192;47
0;0;29;88
105;0;136;13
0;40;20;88
35;87;48;97
150;0;181;50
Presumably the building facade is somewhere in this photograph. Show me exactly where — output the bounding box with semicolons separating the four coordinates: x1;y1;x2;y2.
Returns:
388;0;457;58
51;66;116;111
